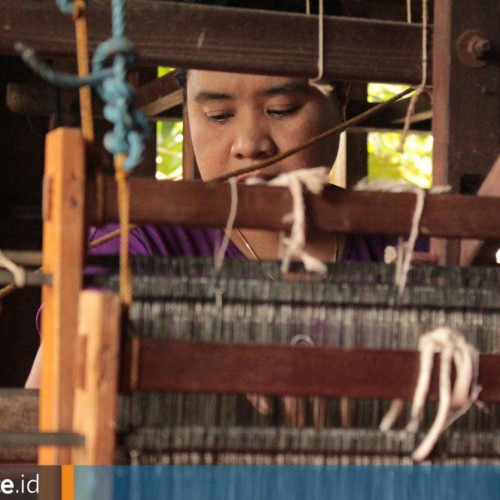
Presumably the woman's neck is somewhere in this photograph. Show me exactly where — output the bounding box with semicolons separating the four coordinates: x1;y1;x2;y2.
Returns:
231;228;344;262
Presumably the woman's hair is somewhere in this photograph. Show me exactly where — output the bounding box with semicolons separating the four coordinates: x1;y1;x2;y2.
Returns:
174;1;349;109
175;71;349;111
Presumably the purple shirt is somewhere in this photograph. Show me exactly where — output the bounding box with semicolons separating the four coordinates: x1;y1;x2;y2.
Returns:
37;226;391;334
88;224;389;263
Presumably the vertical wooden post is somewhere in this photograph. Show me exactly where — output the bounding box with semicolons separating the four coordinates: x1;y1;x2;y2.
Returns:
73;291;121;465
182;107;199;180
39;128;85;465
345;84;369;188
431;0;500;264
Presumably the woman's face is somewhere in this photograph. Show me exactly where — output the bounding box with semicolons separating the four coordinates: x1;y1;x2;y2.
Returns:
186;71;343;181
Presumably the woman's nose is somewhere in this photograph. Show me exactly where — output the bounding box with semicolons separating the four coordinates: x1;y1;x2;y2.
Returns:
230;119;277;160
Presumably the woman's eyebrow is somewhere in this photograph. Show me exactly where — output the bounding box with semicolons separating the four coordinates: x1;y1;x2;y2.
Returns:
258;81;313;96
194;91;232;103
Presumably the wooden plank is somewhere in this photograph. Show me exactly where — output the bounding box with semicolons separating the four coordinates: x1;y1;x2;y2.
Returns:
89;177;500;240
39;128;85;465
0;389;38;432
460;154;500;266
181;108;198;180
73;291;120;465
8;77;181;122
431;0;500;264
136;72;183;117
345;84;368;187
2;0;429;85
131;339;500;402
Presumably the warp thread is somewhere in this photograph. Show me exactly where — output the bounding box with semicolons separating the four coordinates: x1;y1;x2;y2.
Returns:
354;178;450;297
0;251;26;289
307;0;334;96
214;178;238;273
398;0;428;153
247;167;329;274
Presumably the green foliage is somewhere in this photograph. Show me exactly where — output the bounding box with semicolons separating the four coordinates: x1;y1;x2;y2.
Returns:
156;67;184;180
367;84;432;188
156;120;183;179
154;76;433;187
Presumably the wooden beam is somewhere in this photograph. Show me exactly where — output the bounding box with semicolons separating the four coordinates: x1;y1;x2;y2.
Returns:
89;177;500;240
39;128;85;465
73;291;120;465
2;0;429;84
129;339;500;402
136;72;183;117
8;75;182;121
181;107;198;180
431;0;500;264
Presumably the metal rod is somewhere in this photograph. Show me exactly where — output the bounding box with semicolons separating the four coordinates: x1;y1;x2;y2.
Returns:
0;270;51;287
2;251;42;267
0;431;84;447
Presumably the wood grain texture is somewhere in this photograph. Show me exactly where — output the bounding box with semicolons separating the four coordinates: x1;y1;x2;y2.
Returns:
89;177;500;240
1;0;429;84
73;291;121;465
39;128;85;465
431;0;500;264
132;339;500;402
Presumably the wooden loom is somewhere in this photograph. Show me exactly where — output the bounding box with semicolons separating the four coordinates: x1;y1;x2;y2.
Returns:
0;0;498;465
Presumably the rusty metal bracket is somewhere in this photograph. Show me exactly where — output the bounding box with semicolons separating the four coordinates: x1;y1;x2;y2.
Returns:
457;29;492;67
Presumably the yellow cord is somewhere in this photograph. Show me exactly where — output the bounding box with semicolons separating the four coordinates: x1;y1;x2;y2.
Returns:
72;0;95;145
114;155;133;306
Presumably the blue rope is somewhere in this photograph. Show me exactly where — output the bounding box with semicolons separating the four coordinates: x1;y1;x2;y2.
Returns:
55;0;73;15
16;0;149;172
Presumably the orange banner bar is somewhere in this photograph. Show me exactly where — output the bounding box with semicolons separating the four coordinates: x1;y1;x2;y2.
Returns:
61;465;74;500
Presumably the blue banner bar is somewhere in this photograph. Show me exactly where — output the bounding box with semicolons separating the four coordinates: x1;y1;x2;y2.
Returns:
74;465;500;500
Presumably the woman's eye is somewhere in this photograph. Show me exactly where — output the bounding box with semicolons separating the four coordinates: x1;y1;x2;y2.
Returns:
267;106;301;118
207;113;233;123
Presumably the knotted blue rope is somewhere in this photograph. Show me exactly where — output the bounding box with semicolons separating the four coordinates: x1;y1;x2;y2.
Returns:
55;0;74;15
15;0;149;172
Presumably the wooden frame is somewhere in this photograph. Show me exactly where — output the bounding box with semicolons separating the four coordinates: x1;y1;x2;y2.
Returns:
89;176;500;240
39;128;85;465
1;0;428;85
73;291;120;465
27;0;500;466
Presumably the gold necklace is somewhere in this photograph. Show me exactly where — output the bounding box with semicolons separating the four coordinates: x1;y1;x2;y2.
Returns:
235;228;260;260
234;228;344;264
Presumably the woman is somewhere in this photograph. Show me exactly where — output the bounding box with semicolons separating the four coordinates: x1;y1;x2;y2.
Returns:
25;69;388;388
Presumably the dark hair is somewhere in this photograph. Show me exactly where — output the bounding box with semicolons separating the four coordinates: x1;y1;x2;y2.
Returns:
175;70;349;111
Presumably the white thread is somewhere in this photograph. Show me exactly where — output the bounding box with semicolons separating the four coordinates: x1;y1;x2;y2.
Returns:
291;334;315;347
214;178;238;273
407;327;481;462
270;168;329;274
406;0;412;23
246;167;329;274
354;178;450;297
398;0;428;153
308;0;334;96
306;0;310;16
0;250;26;288
379;399;405;432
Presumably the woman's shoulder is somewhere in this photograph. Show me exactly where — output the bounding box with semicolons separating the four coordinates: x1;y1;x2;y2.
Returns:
88;224;243;258
340;234;392;263
341;234;429;263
